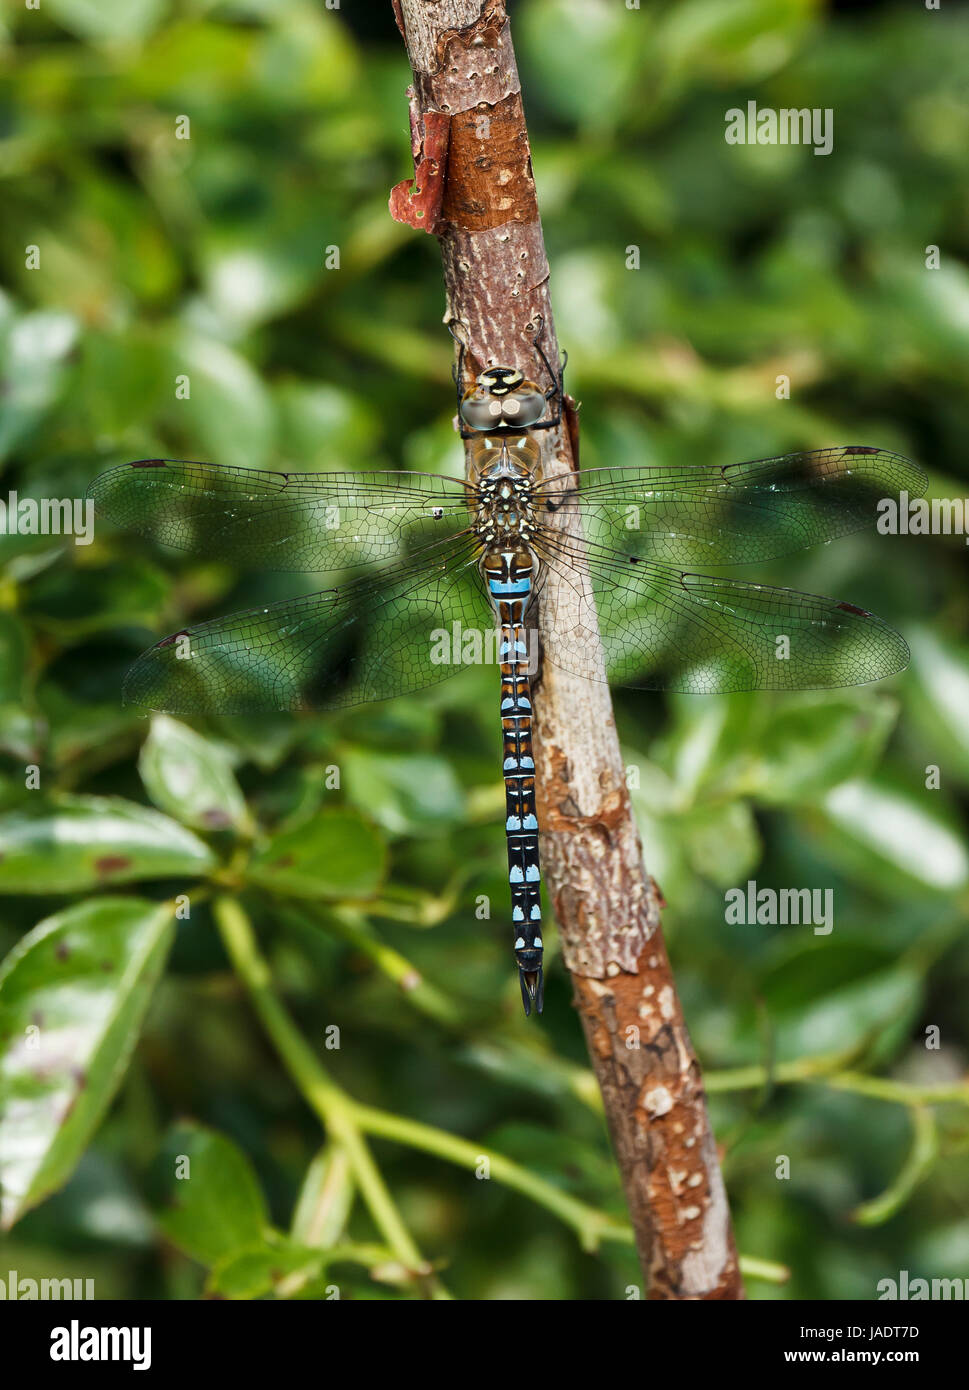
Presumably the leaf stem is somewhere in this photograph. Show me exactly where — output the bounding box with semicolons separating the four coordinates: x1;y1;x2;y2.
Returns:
706;1050;969;1108
213;895;450;1299
278;900;463;1026
347;1101;632;1253
213;896;630;1256
852;1106;938;1226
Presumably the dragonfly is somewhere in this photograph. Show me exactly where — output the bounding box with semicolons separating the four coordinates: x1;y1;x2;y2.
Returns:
90;322;925;1016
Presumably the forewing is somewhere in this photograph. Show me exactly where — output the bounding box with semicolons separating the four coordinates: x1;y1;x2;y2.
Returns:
90;460;472;572
538;448;925;568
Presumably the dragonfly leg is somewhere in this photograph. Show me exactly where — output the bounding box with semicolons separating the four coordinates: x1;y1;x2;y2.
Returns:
447;318;472;426
525;314;565;430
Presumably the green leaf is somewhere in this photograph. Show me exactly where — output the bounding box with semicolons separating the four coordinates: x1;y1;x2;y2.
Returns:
139;715;249;833
206;1241;326;1300
0;307;79;463
745;696;899;807
25;560;171;637
0;897;175;1228
342;747;464;835
248;809;385;900
45;0;169;43
679;798;761;887
0;613;33;760
275;381;380;464
520;0;646;130
655;692;899;809
74;330;169;437
0;612;28;703
154;1122;270;1267
629;779;691;906
291;1144;354;1249
656;0;816;83
762;949;924;1063
0;796;216;893
654;694;750;808
168;334;275;470
906;629;969;785
815;777;969;895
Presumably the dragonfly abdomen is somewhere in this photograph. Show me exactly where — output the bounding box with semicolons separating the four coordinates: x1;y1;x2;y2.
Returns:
484;547;544;1016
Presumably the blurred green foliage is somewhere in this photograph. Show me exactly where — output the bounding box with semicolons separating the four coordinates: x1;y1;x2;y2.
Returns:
0;0;968;1301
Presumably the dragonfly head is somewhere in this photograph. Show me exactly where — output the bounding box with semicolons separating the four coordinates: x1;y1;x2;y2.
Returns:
460;366;547;433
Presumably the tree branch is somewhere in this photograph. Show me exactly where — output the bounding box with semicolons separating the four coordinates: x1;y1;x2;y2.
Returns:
392;0;742;1299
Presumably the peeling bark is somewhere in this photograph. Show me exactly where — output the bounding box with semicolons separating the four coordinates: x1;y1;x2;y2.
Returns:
392;0;742;1299
389;105;450;232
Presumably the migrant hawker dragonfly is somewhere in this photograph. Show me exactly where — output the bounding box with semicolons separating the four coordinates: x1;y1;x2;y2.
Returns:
90;332;924;1015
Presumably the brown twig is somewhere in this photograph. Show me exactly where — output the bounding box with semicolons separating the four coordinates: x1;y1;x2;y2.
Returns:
391;0;742;1299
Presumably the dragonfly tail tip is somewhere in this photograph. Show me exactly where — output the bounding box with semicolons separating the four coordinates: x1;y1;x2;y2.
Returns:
519;963;544;1017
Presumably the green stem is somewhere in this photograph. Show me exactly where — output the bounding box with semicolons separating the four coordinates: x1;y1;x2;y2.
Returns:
214;895;450;1299
738;1254;790;1284
705;1048;860;1093
214;897;629;1257
852;1107;938;1226
348;1100;632;1253
215;898;790;1277
279;900;463;1027
825;1072;969;1107
706;1050;969;1109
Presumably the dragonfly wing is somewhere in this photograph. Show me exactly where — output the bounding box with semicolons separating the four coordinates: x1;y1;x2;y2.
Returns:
123;536;494;713
90;460;471;572
535;534;909;693
538;448;925;567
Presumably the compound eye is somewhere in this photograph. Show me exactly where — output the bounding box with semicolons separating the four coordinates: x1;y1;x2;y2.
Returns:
502;385;545;427
459;391;498;431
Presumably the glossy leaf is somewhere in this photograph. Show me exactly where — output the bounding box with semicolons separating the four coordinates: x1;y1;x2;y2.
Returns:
139;714;249;833
153;1121;270;1267
247;809;385;900
680;798;761;887
657;692;899;809
906;629;969;785
762;949;924;1064
0;309;79;463
817;778;969;895
206;1241;327;1300
342;747;464;835
168;335;275;471
743;696;899;807
0;897;174;1228
0;796;216;893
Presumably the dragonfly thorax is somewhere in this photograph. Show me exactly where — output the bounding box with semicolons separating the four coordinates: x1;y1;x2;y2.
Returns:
473;461;540;548
468;434;543;549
